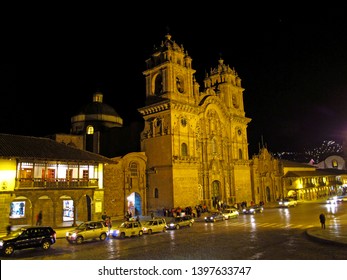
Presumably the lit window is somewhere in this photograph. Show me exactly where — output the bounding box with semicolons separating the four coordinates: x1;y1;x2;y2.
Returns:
47;168;55;181
332;160;338;168
83;170;89;181
20;168;33;179
9;201;26;218
87;126;94;135
63;200;74;222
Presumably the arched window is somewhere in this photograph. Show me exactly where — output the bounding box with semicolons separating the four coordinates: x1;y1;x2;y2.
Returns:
130;162;138;176
181;143;188;156
154;188;159;198
86;125;94;135
155;74;163;95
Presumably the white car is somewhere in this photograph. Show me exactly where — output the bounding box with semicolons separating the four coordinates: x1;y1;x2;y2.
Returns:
142;218;167;234
65;221;108;244
109;221;143;238
278;198;297;207
222;208;239;219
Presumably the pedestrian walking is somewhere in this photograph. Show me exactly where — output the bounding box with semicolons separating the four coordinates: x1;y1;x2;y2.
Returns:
36;210;43;225
319;213;326;229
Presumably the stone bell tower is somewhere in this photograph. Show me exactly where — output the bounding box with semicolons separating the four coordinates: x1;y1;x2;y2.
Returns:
139;33;253;212
143;33;199;106
139;34;201;211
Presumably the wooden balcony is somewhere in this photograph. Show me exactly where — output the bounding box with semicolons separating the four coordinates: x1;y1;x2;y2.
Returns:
16;178;99;189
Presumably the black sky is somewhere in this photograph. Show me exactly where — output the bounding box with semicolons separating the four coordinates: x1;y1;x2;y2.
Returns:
1;7;347;156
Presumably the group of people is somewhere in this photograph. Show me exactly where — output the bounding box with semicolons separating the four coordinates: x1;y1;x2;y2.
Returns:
161;205;209;218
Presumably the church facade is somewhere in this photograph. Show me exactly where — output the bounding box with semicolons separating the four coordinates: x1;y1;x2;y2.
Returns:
138;34;253;211
49;34;346;218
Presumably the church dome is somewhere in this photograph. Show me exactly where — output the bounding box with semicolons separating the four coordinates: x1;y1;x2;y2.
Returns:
80;99;120;117
70;91;123;134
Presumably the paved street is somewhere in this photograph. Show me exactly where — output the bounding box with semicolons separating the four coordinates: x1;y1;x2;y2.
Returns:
1;200;347;260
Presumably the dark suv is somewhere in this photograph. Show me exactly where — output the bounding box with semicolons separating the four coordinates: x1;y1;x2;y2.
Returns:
0;226;56;256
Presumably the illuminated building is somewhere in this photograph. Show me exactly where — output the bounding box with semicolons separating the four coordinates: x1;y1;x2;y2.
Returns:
0;133;113;230
138;34;253;211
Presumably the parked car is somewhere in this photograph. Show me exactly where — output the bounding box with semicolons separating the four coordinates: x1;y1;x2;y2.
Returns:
142;218;167;234
167;215;194;230
0;226;56;256
204;211;226;222
65;221;108;244
109;221;143;238
242;204;264;214
278;198;298;207
222;208;239;219
183;215;195;224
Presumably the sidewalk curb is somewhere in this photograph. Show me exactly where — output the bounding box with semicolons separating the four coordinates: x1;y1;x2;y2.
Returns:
305;228;347;247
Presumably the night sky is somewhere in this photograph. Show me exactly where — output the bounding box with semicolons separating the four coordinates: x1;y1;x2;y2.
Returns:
1;7;346;156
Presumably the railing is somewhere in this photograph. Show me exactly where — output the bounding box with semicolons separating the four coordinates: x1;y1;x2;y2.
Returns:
16;178;99;189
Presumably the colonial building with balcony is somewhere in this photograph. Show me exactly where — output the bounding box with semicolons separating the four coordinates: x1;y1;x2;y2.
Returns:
0;133;115;230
